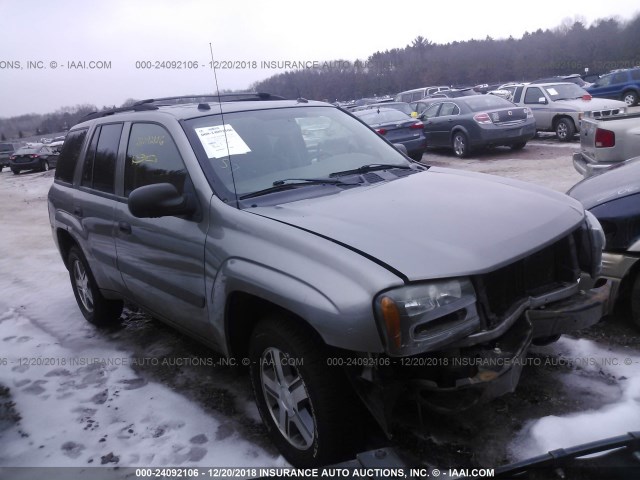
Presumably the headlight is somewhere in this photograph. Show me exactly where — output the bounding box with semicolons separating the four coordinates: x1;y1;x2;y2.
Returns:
374;278;480;356
585;210;605;277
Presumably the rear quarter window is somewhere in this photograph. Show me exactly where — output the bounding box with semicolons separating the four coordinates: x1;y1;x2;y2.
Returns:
54;129;88;184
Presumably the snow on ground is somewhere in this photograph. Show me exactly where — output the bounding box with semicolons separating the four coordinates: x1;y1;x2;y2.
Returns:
510;337;640;459
0;171;282;469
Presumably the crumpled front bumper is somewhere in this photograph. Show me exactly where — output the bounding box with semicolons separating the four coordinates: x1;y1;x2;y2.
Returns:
352;282;610;424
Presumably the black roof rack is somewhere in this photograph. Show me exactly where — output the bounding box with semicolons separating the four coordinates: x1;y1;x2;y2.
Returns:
80;103;159;121
133;92;285;106
79;92;286;122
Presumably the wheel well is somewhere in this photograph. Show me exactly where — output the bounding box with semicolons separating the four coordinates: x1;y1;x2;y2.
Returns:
225;292;325;360
450;128;466;142
553;115;574;129
56;229;78;269
615;259;640;306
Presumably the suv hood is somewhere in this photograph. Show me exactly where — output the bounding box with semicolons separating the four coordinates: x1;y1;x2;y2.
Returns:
555;97;627;112
251;167;585;280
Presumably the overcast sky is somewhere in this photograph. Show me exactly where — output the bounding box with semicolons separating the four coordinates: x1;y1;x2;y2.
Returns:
1;0;639;117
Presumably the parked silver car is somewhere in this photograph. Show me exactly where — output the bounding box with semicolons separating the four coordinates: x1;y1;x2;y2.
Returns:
48;94;609;467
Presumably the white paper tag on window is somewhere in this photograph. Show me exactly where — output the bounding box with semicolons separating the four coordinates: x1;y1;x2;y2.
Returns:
195;124;251;159
546;88;558;96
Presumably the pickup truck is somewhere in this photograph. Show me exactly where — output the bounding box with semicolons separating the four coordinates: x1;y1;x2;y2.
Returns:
498;82;627;141
572;111;640;177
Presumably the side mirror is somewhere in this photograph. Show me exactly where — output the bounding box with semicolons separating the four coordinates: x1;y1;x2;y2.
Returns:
538;97;547;104
128;183;196;218
393;143;408;155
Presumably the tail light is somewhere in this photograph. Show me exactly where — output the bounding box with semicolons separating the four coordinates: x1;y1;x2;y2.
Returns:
524;107;533;118
582;94;592;101
595;128;615;148
9;155;16;160
473;113;492;124
376;128;387;135
30;154;40;158
409;121;424;129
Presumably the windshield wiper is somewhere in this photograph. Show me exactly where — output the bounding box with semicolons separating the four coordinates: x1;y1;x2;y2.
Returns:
239;178;357;200
329;163;413;178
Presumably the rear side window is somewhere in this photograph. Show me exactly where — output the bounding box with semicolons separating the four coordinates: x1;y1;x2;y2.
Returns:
81;123;123;194
611;72;628;84
124;123;188;197
55;129;87;183
631;69;640;81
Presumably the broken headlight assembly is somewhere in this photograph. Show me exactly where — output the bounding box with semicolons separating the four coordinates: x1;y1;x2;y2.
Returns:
374;278;480;356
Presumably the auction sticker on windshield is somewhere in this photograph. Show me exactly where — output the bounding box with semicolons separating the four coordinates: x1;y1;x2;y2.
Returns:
195;124;251;158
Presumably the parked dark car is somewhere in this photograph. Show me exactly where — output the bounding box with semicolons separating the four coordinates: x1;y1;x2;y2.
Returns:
411;89;481;116
9;144;59;174
352;101;416;117
419;95;536;157
353;108;426;160
568;158;640;328
587;67;640;106
0;142;22;170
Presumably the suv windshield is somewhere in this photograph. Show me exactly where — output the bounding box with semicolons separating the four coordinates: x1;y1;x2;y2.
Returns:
542;83;588;100
185;106;411;199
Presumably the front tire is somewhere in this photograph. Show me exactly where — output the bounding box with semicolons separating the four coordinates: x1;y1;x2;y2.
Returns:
67;246;123;326
555;118;575;142
452;132;470;158
249;316;360;467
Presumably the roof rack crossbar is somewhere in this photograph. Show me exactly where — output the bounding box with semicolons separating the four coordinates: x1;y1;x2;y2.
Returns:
80;103;159;121
133;93;284;106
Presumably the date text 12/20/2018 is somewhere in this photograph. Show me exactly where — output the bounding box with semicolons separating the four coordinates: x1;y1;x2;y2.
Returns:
134;61;258;69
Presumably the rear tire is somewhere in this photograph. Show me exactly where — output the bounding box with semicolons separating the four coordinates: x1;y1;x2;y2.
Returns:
40;160;49;172
67;246;123;326
622;91;638;107
452;132;470;158
510;142;527;150
409;150;424;161
11;168;19;175
555;118;575;142
249;316;361;467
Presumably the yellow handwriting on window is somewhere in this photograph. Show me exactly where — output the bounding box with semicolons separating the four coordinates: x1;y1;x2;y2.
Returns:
132;153;158;164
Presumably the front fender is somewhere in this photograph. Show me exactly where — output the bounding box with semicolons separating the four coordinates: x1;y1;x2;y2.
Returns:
209;258;387;356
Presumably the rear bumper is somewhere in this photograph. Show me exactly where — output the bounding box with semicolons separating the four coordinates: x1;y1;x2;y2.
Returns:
572;152;621;177
10;159;42;170
472;122;536;147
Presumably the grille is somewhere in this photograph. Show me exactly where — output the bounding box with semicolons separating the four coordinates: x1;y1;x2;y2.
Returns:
473;232;580;327
592;109;624;118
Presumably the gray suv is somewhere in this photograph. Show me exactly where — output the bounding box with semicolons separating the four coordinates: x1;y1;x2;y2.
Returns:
48;94;609;467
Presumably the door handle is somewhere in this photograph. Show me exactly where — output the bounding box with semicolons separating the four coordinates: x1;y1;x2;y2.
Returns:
118;221;132;234
73;207;83;217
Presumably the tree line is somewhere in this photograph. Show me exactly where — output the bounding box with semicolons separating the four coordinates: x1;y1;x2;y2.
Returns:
2;14;639;140
252;14;640;101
